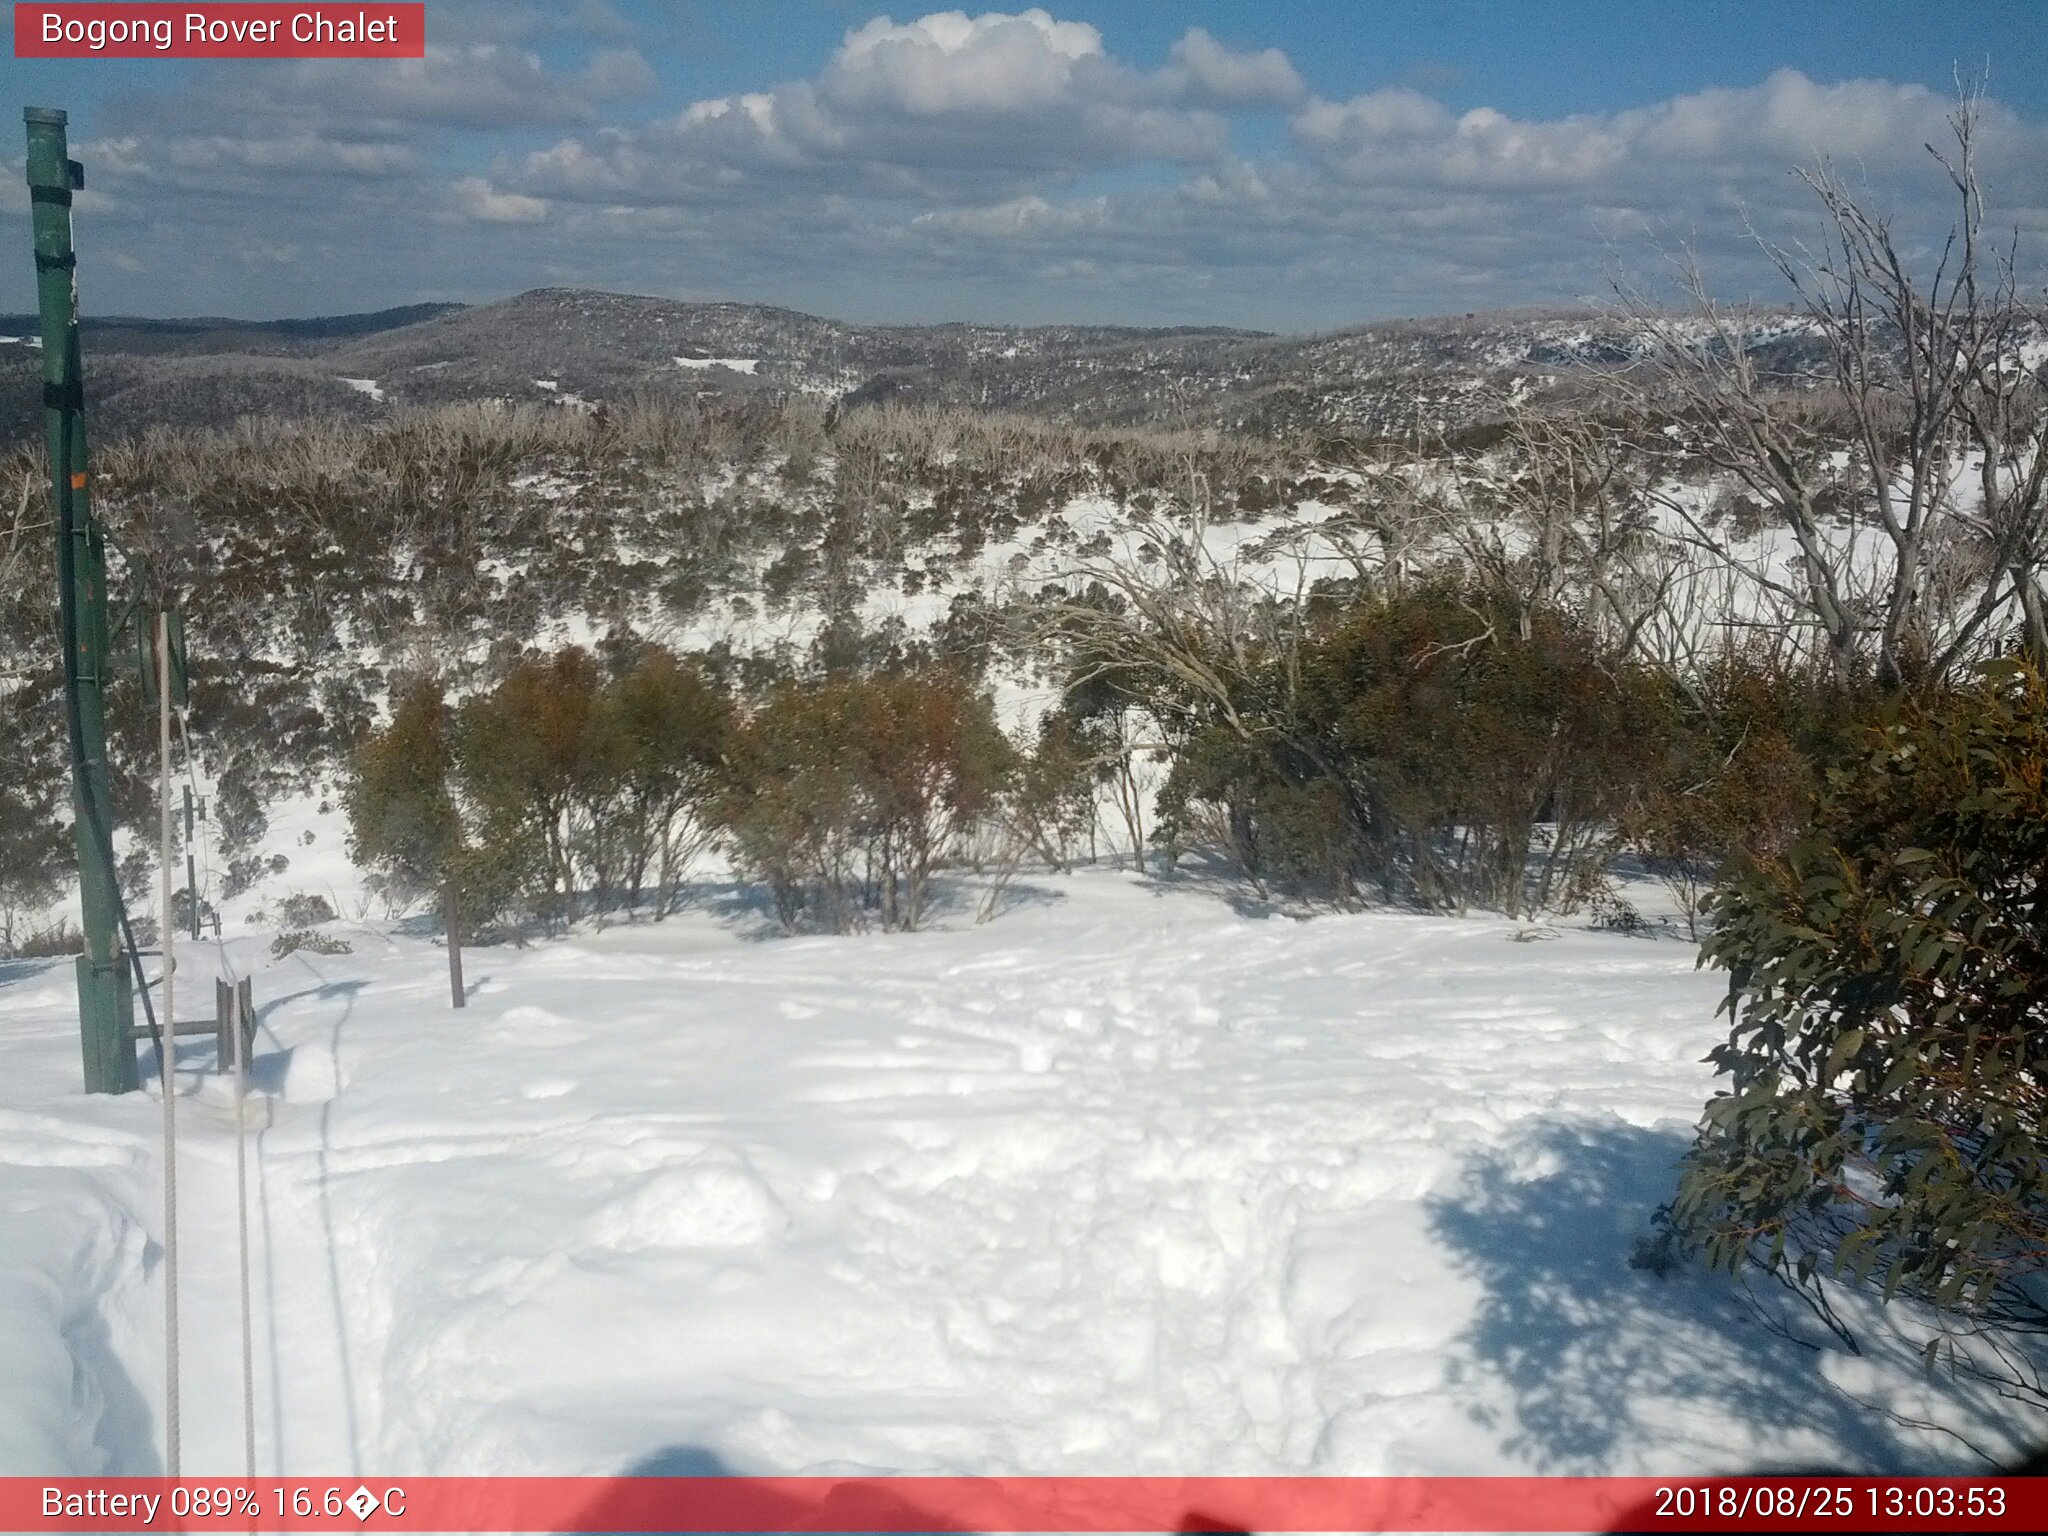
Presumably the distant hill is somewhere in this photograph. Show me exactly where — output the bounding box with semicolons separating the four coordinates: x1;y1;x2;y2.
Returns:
0;301;465;356
0;286;1826;445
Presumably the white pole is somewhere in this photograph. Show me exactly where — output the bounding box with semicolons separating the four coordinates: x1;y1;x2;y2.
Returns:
234;979;256;1475
156;611;180;1476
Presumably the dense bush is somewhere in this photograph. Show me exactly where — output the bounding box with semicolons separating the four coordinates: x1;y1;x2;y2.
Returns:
1660;660;2048;1403
717;668;1011;932
349;646;737;933
270;927;353;959
455;648;609;926
1151;582;1676;914
0;712;67;956
1620;654;1883;936
587;646;734;917
274;891;338;927
344;676;503;927
347;642;1032;937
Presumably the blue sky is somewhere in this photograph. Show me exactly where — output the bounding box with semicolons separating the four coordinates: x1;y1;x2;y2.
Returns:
5;1;2046;328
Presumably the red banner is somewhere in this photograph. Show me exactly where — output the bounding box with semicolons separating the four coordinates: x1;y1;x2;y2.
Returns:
13;4;424;58
0;1476;2039;1533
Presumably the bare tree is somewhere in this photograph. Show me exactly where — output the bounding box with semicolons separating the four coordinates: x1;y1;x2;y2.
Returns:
1618;88;2047;686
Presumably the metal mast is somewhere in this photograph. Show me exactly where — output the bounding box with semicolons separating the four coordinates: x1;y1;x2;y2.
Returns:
26;106;136;1093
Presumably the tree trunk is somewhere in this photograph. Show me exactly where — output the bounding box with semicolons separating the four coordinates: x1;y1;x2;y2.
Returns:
444;879;466;1010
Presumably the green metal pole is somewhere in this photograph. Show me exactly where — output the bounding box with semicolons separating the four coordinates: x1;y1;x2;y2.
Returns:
26;107;135;1094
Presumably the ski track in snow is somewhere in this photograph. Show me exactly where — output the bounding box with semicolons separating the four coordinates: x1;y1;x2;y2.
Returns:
0;873;2027;1479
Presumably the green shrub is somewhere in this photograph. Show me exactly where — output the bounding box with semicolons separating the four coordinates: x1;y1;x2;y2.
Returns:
1154;581;1676;913
345;676;474;917
270;927;353;959
455;648;606;926
1624;654;1880;936
1663;660;2048;1403
588;646;733;917
718;668;1011;931
274;891;337;927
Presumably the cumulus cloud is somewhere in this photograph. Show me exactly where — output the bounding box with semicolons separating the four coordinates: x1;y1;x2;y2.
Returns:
98;39;652;159
86;132;421;189
509;10;1317;205
60;35;647;253
452;176;550;224
913;194;1111;236
847;64;2048;322
20;7;2048;331
1161;28;1305;110
826;9;1108;115
578;48;658;102
266;44;645;130
1291;69;2048;199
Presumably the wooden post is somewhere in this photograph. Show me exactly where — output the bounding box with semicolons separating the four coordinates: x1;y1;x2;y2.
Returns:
445;880;465;1009
216;977;254;1071
183;787;199;940
215;978;233;1070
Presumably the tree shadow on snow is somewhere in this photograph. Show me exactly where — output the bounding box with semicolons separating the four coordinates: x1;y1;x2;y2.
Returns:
969;877;1069;923
694;873;1066;942
1424;1116;1986;1476
0;954;64;991
248;977;367;1095
1140;855;1295;920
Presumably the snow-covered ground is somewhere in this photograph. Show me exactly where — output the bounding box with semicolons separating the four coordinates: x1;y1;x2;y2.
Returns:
675;356;760;375
0;869;2027;1481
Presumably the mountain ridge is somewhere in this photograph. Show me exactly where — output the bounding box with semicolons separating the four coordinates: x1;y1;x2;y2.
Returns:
0;285;1815;445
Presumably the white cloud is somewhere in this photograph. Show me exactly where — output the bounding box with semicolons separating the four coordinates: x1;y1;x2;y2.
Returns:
578;48;657;102
453;176;550;224
510;9;1307;206
1161;28;1305;110
86;132;420;187
913;193;1110;236
824;10;1106;115
1292;69;2048;197
30;8;2048;332
284;45;625;129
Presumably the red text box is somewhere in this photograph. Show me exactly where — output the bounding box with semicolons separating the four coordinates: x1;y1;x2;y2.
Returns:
15;4;424;58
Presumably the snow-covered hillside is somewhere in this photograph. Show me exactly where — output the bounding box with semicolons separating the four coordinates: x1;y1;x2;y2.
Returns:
0;870;2025;1480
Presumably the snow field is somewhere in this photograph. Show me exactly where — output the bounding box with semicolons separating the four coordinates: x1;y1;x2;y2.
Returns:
2;870;2026;1484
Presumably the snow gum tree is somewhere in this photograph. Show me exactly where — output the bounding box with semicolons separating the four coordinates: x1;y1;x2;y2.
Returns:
344;676;474;1008
1623;93;2048;688
592;646;734;918
455;648;608;928
717;669;1011;932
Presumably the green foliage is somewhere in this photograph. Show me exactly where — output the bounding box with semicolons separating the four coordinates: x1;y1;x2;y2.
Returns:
1153;581;1676;913
1623;654;1879;936
583;645;734;917
455;648;607;926
274;891;338;927
344;676;465;911
1004;710;1098;872
1665;661;2048;1399
270;927;353;959
717;668;1012;931
448;644;735;925
0;681;68;956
